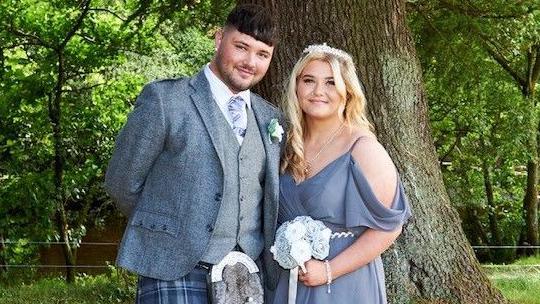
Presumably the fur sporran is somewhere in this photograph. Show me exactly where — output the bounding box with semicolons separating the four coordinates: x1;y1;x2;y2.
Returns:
207;252;264;304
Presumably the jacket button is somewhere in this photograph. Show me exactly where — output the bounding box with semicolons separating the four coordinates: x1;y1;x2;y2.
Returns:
150;224;156;229
206;224;214;232
162;225;167;231
138;220;143;226
214;193;222;201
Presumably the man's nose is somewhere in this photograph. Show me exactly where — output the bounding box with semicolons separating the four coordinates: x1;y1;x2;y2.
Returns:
243;52;257;68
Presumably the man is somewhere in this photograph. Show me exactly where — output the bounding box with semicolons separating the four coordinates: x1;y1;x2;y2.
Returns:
104;4;282;303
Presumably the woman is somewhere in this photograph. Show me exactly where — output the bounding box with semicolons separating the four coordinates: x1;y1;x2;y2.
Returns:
271;44;412;304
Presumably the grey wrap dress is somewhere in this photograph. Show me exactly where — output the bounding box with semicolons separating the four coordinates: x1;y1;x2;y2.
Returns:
270;142;412;304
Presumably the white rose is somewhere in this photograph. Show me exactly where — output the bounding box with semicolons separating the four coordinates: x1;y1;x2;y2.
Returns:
310;230;331;260
284;221;307;242
290;239;312;270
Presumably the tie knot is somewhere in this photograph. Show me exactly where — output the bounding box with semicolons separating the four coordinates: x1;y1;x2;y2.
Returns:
228;95;245;110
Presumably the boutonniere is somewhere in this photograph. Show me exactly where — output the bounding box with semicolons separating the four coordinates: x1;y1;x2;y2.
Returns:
268;118;284;143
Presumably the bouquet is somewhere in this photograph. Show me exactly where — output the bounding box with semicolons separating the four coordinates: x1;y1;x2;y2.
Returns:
270;216;332;271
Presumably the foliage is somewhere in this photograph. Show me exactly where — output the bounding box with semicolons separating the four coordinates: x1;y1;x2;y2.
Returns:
1;0;155;276
0;266;137;304
408;0;540;262
0;0;221;277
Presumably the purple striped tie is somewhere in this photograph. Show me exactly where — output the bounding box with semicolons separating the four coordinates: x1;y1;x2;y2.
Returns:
228;96;247;138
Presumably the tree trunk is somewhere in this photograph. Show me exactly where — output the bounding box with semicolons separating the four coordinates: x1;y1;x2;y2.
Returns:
521;96;539;255
0;234;6;273
49;49;76;283
522;157;539;255
481;159;501;247
242;0;506;302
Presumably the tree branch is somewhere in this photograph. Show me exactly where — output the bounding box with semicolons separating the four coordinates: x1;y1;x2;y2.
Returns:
62;82;107;94
529;45;540;92
159;27;182;53
9;27;51;48
479;36;527;88
60;0;92;49
122;0;153;27
88;8;126;22
438;0;532;19
438;129;466;165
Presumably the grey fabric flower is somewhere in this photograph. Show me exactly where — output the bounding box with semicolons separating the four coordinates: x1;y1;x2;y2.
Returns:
271;216;332;269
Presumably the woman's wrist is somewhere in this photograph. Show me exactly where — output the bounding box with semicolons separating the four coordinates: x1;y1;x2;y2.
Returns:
324;260;333;293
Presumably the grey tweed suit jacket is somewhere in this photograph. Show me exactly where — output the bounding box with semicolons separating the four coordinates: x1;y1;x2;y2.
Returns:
104;70;283;288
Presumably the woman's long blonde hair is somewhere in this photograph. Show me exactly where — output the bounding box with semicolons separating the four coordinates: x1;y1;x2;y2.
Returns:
280;45;372;182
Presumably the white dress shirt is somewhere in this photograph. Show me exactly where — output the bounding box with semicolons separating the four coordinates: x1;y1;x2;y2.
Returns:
204;64;251;144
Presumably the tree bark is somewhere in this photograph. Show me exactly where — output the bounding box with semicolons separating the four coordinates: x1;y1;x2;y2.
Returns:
0;234;6;273
522;131;539;255
481;158;502;247
241;0;506;302
50;47;77;283
47;0;92;283
518;67;539;257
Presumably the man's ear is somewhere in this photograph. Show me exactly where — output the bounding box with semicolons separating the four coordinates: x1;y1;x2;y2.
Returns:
215;28;224;51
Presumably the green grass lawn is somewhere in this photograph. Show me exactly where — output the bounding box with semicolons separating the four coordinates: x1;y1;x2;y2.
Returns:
0;258;539;304
485;255;540;304
0;270;136;304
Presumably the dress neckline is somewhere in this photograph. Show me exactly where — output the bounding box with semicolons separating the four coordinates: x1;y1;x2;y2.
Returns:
297;151;351;185
298;136;368;185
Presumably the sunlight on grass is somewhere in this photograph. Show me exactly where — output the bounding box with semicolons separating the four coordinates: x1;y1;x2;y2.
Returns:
0;270;136;304
486;255;540;304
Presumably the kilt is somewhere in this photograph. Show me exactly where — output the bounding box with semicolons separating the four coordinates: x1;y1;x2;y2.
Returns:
136;266;209;304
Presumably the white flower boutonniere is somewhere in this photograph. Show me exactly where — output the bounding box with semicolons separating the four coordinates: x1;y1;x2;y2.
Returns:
267;118;284;143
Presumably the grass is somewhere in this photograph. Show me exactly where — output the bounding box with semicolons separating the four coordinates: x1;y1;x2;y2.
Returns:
0;268;136;304
485;255;540;304
1;258;539;303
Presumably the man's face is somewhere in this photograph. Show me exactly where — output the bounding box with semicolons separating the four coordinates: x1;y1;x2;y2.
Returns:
210;27;274;93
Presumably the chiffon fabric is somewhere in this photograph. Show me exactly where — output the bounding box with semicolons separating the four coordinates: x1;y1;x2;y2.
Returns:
270;142;412;304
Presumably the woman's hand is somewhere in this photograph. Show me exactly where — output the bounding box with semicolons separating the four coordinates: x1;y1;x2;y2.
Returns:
297;259;328;287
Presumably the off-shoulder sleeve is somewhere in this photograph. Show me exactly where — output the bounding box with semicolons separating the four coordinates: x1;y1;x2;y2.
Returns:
343;159;412;230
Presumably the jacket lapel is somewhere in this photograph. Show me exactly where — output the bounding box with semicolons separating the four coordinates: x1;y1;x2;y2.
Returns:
251;94;281;246
189;71;226;170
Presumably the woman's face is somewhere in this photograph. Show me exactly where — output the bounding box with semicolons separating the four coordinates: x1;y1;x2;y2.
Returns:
296;59;343;121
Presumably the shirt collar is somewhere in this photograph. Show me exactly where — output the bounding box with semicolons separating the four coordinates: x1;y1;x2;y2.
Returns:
204;64;251;109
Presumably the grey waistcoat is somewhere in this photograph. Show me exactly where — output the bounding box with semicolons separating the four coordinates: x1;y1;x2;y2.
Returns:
201;107;266;263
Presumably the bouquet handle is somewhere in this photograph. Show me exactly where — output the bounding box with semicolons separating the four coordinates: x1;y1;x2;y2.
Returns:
288;266;299;304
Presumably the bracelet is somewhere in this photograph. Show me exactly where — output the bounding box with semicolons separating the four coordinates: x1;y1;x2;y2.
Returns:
324;260;332;294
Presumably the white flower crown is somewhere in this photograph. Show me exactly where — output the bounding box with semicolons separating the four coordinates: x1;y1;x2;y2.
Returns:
302;43;353;62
